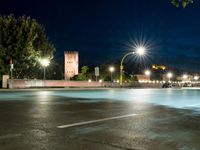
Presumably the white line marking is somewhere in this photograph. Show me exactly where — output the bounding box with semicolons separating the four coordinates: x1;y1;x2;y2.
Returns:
0;133;22;140
57;113;138;129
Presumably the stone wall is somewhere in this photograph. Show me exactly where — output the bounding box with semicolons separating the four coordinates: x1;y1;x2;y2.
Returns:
8;79;106;89
7;79;200;89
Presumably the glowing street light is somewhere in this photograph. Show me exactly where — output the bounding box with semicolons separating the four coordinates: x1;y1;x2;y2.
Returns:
109;66;115;72
194;76;199;80
109;66;115;81
40;58;50;80
136;46;145;56
144;70;151;76
167;72;173;81
120;46;146;85
182;74;188;80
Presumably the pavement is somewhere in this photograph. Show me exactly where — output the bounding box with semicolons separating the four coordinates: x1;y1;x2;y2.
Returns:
0;89;200;150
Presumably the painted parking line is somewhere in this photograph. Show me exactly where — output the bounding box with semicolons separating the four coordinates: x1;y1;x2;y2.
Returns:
0;133;22;140
57;113;138;129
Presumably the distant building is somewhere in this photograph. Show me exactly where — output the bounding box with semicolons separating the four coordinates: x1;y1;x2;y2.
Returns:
162;74;170;81
64;51;79;80
134;74;150;82
176;75;193;82
152;64;167;71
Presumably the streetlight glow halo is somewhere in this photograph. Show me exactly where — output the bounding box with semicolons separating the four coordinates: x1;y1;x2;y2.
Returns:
136;46;146;56
194;76;199;80
167;72;173;78
144;70;151;76
40;58;50;67
109;66;115;72
182;74;188;79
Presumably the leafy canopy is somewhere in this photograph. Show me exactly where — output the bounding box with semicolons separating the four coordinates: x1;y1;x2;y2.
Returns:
75;66;89;81
0;15;55;79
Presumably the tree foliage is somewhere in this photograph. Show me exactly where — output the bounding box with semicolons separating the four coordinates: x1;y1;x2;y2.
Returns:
0;15;55;79
75;66;89;81
171;0;193;8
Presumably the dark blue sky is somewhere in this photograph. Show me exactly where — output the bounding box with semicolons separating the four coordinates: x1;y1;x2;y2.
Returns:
1;0;200;71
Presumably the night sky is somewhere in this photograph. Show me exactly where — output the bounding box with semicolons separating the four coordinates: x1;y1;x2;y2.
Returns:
1;0;200;71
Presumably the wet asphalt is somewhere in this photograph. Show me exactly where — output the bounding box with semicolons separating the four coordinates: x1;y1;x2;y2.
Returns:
0;90;200;150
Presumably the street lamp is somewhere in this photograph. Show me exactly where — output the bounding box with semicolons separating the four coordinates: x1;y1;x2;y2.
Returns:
144;70;151;76
194;76;199;80
40;58;50;80
167;72;173;81
120;46;146;85
136;47;145;56
109;66;115;81
182;74;188;80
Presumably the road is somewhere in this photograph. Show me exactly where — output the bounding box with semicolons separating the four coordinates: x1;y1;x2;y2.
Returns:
0;89;200;150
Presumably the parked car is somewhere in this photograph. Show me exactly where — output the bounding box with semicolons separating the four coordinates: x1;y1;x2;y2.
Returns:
162;83;173;88
183;83;192;87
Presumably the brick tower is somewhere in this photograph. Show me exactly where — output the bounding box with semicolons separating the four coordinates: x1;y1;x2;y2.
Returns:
64;51;79;80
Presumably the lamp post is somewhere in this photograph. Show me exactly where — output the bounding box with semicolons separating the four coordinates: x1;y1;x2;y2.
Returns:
144;70;151;76
9;59;14;89
167;72;173;82
120;46;145;85
40;58;50;80
194;76;199;81
109;66;115;81
144;70;151;82
182;74;188;80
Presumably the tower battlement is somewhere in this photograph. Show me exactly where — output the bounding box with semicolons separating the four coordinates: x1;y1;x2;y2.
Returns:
65;51;78;54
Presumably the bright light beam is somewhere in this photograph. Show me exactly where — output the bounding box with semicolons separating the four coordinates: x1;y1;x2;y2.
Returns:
136;46;146;56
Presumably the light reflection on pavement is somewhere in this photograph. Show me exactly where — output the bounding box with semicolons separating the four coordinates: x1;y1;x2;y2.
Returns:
0;89;200;149
1;89;200;110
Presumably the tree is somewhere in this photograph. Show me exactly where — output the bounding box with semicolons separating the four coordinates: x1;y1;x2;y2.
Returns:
75;66;89;81
171;0;193;8
0;15;55;79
